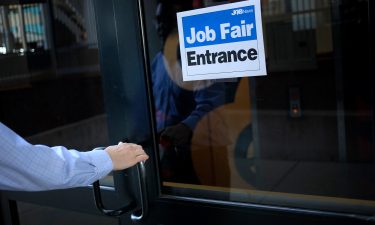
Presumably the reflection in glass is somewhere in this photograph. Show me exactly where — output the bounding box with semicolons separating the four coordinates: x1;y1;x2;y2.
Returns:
152;0;227;185
0;0;112;186
144;0;375;214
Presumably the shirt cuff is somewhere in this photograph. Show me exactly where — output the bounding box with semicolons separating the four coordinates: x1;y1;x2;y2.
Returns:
86;150;113;180
182;116;199;130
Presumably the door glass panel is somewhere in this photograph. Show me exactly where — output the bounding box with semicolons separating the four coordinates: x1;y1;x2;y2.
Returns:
143;0;375;214
0;0;113;187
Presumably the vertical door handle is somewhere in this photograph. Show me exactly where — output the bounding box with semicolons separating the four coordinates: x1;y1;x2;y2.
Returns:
92;179;136;217
131;161;148;221
92;148;148;221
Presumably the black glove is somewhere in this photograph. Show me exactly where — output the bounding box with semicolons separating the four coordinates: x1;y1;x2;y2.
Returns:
160;123;192;147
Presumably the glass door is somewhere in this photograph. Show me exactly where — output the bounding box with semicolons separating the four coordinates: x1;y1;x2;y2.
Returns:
0;1;141;224
1;0;374;225
93;0;375;224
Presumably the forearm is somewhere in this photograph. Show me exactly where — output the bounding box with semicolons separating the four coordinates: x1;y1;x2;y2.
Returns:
0;145;113;191
0;123;113;191
183;83;226;129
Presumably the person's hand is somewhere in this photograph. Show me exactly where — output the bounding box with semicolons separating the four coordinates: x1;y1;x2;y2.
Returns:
160;123;192;147
105;143;149;170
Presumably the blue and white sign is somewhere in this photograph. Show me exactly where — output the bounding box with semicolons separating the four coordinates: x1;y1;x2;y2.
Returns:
177;0;267;81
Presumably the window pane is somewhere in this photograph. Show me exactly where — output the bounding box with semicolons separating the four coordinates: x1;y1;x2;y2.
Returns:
0;0;113;187
144;0;375;214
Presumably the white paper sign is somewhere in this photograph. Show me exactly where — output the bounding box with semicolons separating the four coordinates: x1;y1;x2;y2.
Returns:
177;0;267;81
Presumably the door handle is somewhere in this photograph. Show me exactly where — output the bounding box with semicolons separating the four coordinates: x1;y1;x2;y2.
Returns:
92;148;148;221
130;161;148;221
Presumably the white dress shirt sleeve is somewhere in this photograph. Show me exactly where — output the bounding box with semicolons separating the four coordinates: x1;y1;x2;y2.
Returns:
0;122;113;191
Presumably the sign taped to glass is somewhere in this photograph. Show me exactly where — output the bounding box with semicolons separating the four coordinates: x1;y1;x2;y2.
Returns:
177;0;267;81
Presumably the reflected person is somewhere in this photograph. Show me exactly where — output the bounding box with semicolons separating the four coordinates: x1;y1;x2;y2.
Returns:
152;0;225;184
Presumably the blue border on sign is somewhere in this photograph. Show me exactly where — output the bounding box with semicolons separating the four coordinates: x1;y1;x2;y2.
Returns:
182;5;257;48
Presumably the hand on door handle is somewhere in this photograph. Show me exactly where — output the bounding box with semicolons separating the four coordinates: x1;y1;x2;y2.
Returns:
105;142;149;170
92;147;148;221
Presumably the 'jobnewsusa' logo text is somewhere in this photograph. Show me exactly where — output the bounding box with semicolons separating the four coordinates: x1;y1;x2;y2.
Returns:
182;6;257;48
